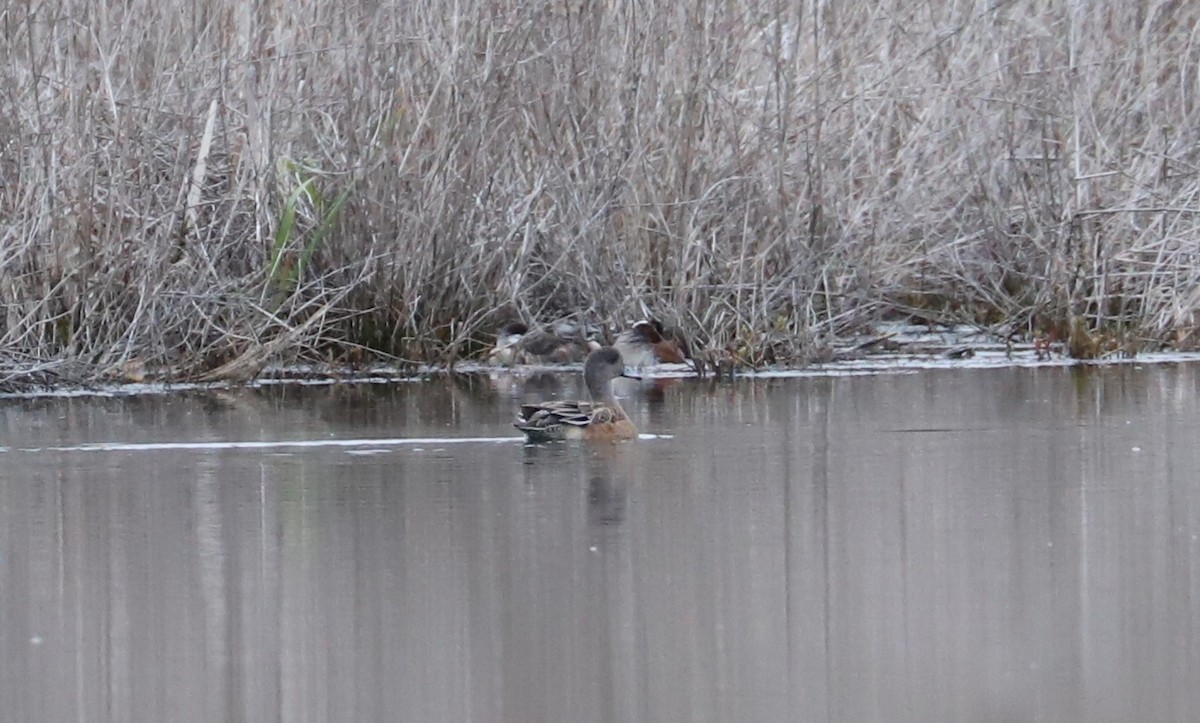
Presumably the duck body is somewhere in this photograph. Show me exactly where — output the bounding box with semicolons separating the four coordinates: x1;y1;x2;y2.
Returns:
515;347;638;442
516;401;638;442
613;319;693;369
489;321;599;366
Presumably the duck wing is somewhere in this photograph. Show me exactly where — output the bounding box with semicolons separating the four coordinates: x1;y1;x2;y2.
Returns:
517;400;596;427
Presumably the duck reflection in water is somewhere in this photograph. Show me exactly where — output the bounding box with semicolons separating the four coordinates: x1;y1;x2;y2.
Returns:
485;370;565;399
587;474;626;528
518;435;632;532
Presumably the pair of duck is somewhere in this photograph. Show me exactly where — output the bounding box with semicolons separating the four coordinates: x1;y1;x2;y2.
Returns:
490;319;692;370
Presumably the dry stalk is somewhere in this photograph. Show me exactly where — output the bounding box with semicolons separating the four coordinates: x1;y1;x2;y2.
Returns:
1;0;1199;383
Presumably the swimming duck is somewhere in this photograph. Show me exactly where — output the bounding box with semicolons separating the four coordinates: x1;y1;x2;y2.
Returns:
488;321;599;366
613;319;694;369
514;347;639;442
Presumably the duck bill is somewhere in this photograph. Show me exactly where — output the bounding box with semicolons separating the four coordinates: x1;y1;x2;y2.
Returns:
621;368;643;381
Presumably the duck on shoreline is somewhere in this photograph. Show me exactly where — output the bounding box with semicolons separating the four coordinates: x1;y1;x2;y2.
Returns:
614;319;694;370
488;321;600;366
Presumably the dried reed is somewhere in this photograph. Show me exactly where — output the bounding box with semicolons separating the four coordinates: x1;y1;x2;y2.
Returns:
2;0;1199;383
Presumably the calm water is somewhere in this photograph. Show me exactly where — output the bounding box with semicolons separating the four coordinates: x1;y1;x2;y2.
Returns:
2;363;1200;723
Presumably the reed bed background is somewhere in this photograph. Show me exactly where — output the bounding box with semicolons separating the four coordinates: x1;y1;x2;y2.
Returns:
2;0;1200;383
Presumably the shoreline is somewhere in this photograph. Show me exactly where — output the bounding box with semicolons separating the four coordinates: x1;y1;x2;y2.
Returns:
5;333;1199;401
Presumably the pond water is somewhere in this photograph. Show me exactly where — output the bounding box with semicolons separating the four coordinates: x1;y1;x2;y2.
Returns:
2;362;1200;722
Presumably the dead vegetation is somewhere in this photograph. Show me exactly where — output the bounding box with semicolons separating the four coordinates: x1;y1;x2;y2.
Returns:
2;0;1200;385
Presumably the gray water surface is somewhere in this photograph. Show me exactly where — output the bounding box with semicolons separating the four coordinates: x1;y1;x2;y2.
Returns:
2;364;1200;723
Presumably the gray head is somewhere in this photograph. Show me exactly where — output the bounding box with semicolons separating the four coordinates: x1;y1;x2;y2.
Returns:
584;346;638;400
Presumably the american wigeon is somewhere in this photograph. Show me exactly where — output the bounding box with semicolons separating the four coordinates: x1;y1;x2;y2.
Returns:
613;319;694;370
514;347;640;442
488;321;600;366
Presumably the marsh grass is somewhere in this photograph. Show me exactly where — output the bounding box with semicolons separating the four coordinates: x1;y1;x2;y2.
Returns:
3;0;1200;383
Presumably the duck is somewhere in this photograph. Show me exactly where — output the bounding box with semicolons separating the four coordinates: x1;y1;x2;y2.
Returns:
514;347;639;442
613;319;694;370
488;321;599;366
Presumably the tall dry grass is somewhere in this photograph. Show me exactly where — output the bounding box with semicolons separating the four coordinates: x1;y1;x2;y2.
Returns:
2;0;1200;382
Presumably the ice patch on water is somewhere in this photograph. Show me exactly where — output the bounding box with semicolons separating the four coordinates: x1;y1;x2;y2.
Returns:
4;338;1200;401
7;432;673;454
13;436;520;453
775;349;1200;376
0;374;427;400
